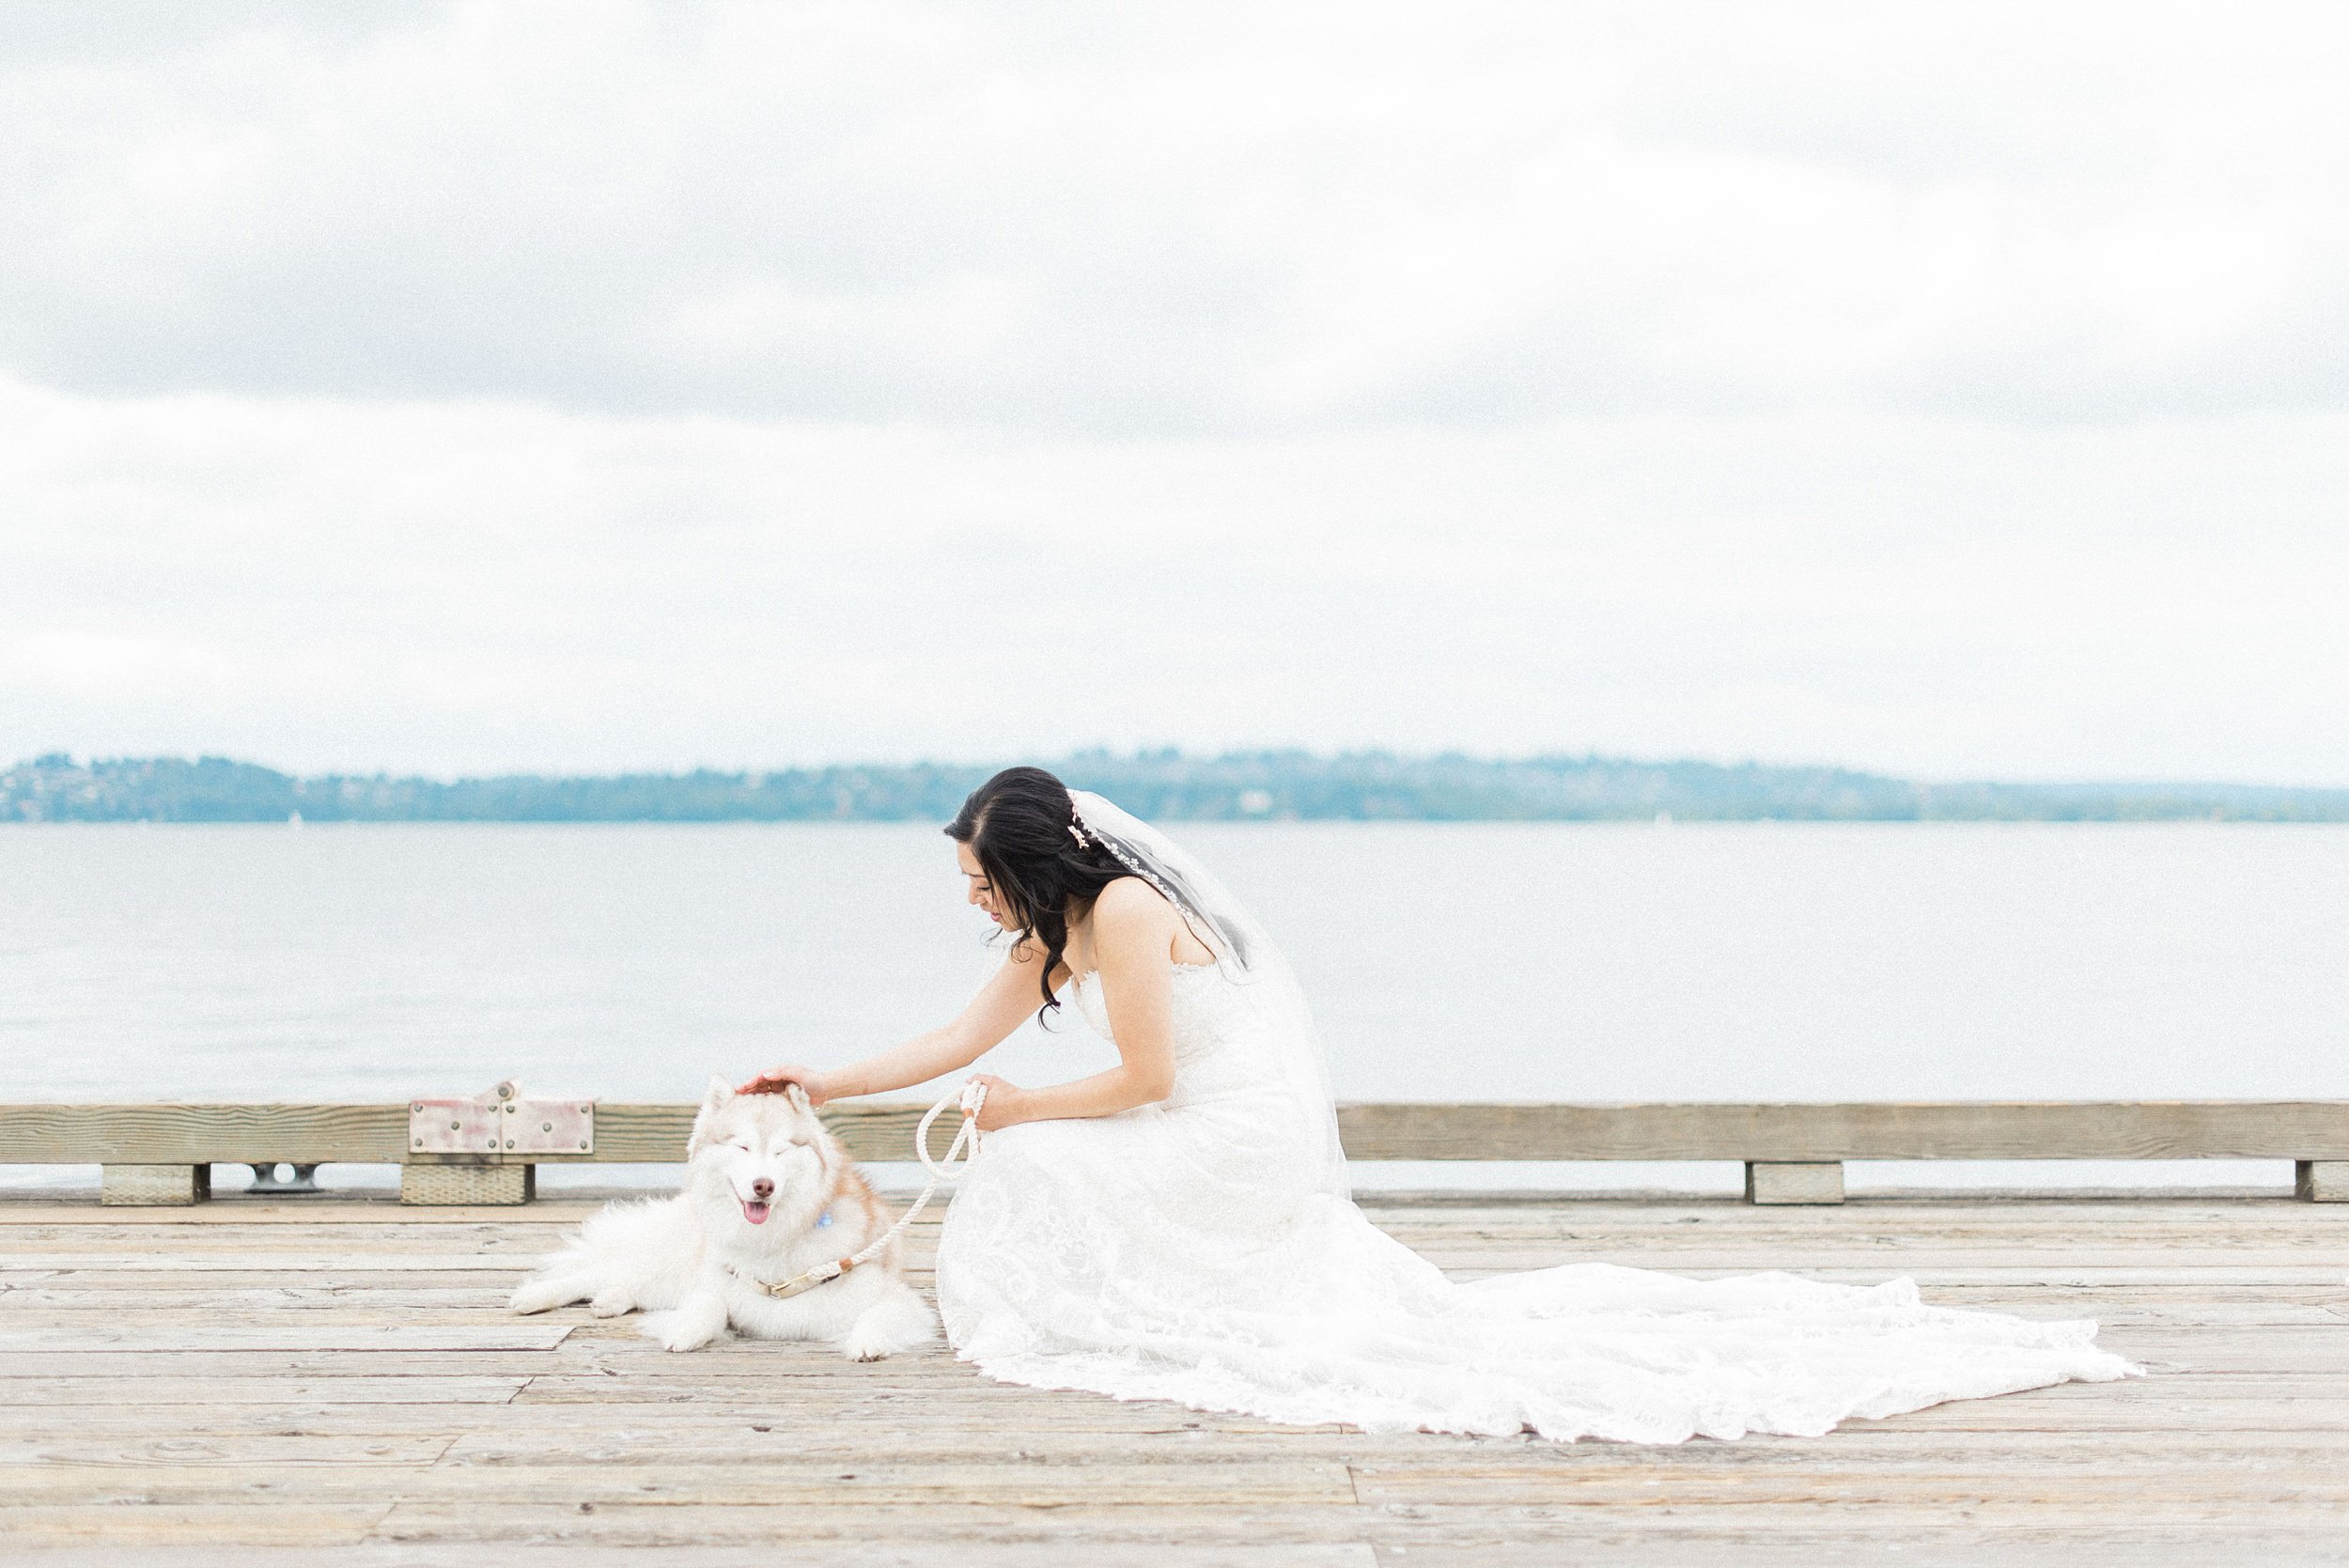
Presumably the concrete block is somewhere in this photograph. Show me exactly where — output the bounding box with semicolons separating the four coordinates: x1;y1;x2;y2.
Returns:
101;1163;211;1205
2297;1160;2349;1202
1745;1160;1845;1205
401;1161;535;1205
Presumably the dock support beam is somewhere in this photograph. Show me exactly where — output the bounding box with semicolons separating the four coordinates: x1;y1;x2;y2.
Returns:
401;1161;535;1205
2298;1161;2348;1202
101;1164;210;1206
1746;1161;1844;1205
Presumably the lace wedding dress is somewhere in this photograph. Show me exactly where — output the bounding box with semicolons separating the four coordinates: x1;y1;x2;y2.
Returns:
933;797;2136;1443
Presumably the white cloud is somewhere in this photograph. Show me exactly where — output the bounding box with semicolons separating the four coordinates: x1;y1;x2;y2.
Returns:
4;1;2348;426
4;2;2347;781
5;373;2346;781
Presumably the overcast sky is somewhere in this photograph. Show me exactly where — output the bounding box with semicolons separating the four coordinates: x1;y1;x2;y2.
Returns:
5;0;2347;782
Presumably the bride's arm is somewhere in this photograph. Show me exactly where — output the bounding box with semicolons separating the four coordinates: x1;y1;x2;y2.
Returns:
740;938;1056;1103
973;878;1178;1131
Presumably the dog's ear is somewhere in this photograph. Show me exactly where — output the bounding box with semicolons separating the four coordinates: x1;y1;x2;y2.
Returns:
783;1082;812;1116
688;1075;734;1157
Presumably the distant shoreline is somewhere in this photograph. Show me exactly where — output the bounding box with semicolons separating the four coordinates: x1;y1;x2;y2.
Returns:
9;752;2348;824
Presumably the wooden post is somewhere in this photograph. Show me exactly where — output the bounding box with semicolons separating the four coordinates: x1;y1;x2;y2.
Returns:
1745;1161;1844;1205
400;1161;535;1205
2296;1160;2348;1202
101;1163;210;1205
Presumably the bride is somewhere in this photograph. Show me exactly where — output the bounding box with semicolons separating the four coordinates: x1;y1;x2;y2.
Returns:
745;767;2133;1442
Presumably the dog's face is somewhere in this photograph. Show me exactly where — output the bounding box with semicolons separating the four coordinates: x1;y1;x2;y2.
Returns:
687;1078;832;1229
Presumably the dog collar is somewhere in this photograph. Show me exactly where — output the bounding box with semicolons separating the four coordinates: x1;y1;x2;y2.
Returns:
727;1256;853;1300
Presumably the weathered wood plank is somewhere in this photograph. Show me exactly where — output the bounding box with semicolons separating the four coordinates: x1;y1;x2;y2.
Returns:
0;1377;526;1406
1300;1540;2349;1568
1344;1458;2349;1502
0;1541;2329;1568
0;1435;454;1467
0;1546;1389;1567
0;1103;905;1165
1332;1101;2349;1160
0;1460;1361;1507
0;1231;566;1253
1444;1263;2349;1284
0;1107;410;1164
427;1427;2349;1467
498;1370;2349;1406
11;1391;2342;1441
8;1381;2341;1434
0;1254;537;1273
362;1498;2349;1545
0;1293;519;1314
0;1326;569;1354
19;1319;2248;1376
0;1546;1385;1568
0;1204;612;1226
0;1402;1335;1439
10;1283;2335;1325
1315;1535;2349;1568
0;1352;584;1377
9;1099;2349;1165
10;1466;2325;1520
0;1504;391;1546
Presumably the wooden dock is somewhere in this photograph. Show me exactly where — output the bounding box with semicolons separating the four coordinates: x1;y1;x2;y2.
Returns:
3;1188;2345;1566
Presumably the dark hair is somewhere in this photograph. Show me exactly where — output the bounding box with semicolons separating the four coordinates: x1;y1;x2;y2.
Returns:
946;767;1128;1016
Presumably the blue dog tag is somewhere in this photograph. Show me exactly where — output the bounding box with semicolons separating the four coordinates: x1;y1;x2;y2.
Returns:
815;1210;833;1229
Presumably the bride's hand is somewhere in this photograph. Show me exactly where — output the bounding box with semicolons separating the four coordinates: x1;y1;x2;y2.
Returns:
969;1074;1023;1132
739;1065;828;1103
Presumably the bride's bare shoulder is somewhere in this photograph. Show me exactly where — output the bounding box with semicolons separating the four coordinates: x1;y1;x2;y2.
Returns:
1091;875;1178;927
1090;876;1216;967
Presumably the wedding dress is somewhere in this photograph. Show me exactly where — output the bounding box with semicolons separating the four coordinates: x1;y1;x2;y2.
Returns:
933;796;2136;1443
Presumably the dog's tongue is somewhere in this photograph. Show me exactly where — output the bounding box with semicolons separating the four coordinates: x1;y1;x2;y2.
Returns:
741;1200;770;1225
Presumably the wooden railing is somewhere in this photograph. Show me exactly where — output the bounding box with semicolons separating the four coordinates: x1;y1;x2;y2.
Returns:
2;1100;2344;1206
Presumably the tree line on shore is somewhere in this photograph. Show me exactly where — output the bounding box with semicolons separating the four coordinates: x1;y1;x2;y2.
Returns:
7;751;2346;823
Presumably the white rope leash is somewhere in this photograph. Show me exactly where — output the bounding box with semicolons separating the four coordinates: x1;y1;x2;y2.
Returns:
746;1079;988;1301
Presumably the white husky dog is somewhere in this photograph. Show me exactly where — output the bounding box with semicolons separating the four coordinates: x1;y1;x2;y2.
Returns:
508;1079;937;1360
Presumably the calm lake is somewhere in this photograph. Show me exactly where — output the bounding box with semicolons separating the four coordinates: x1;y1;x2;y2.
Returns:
6;821;2344;1191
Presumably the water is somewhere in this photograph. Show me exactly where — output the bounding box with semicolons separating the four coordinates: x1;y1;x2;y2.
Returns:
5;822;2344;1191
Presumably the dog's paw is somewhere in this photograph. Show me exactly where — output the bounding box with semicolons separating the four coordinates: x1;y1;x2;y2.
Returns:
507;1280;571;1315
638;1311;722;1354
588;1288;636;1318
840;1318;926;1362
839;1289;941;1362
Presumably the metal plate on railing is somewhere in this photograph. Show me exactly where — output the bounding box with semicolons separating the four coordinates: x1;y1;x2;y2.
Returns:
409;1081;594;1156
